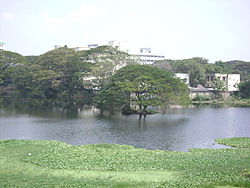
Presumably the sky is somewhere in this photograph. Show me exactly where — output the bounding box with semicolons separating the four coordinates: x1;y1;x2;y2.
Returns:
0;0;250;63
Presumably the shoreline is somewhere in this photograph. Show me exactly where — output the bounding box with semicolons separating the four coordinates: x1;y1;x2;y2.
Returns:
192;98;250;107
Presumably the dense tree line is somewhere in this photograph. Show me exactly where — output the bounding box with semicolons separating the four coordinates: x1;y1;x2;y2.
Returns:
1;48;250;112
215;60;250;81
0;46;136;108
0;51;28;86
153;57;250;99
153;57;250;85
153;57;223;87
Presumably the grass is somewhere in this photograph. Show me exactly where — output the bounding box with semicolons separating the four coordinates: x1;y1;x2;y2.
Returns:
0;138;250;187
216;137;250;148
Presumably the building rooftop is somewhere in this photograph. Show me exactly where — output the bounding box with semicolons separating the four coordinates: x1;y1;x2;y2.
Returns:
189;84;210;92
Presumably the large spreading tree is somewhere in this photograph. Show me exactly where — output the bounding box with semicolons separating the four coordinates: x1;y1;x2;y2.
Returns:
95;64;190;118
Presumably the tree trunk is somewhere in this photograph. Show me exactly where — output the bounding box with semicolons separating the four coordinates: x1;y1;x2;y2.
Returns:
139;113;142;119
138;104;143;119
142;106;147;118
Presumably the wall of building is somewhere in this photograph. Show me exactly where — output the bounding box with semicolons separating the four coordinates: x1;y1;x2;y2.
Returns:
133;48;165;64
108;40;129;53
205;73;240;91
227;74;240;91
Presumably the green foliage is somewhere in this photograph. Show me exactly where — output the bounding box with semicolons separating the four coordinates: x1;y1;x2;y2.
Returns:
1;138;249;187
0;51;27;86
213;78;227;98
1;46;249;109
25;55;38;64
204;63;224;74
81;46;136;88
153;58;250;89
193;95;212;101
96;65;189;115
153;57;224;87
13;48;92;105
0;140;150;188
192;98;250;107
215;60;250;81
0;46;136;109
95;81;129;112
171;58;207;85
239;81;250;99
216;137;250;148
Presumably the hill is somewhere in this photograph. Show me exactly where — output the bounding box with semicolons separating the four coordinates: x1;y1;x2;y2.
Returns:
215;60;250;81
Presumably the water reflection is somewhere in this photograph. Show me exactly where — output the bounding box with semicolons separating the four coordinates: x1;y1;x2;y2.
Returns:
0;98;249;151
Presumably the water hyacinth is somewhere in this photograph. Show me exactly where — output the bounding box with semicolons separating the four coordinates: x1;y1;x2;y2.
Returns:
0;138;249;187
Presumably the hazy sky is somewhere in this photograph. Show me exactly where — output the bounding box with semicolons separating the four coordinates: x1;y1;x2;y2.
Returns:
0;0;250;62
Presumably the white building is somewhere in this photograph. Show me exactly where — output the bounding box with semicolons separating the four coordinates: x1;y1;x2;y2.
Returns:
175;73;189;86
73;44;99;52
55;44;99;52
108;42;165;64
73;46;90;51
54;45;70;49
133;48;165;64
108;40;129;53
227;74;241;91
54;41;165;65
206;73;240;91
0;40;5;50
88;44;99;49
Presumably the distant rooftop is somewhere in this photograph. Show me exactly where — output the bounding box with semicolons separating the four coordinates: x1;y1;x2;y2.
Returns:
189;84;210;92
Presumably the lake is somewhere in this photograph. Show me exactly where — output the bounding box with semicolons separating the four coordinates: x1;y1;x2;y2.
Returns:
0;106;249;151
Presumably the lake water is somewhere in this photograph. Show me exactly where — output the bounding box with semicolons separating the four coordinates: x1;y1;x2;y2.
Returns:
0;106;249;151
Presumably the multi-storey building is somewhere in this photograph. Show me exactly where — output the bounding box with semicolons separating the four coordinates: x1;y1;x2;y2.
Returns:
108;40;129;53
54;41;165;64
227;74;241;91
205;73;240;91
88;44;99;49
133;48;165;64
107;41;165;64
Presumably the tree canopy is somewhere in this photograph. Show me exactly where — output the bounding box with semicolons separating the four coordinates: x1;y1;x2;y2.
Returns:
239;81;250;99
1;47;249;110
4;46;135;109
13;47;92;107
95;64;190;117
153;57;224;87
215;60;250;81
212;78;227;98
80;46;136;88
0;51;27;86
